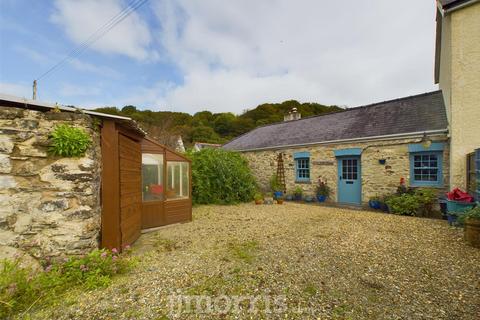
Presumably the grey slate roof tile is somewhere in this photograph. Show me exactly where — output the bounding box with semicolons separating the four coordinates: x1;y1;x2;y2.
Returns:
223;91;448;151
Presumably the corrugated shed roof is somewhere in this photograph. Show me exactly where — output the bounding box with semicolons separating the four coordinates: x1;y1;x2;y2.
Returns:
223;91;448;151
0;93;146;135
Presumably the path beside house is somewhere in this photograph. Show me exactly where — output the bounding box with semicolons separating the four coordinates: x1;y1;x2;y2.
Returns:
33;204;480;319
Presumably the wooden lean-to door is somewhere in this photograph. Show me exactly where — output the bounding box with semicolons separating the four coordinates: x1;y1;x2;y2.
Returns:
119;133;142;247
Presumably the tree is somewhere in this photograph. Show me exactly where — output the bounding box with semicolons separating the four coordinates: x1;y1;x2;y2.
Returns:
190;126;221;143
213;113;236;136
121;105;137;115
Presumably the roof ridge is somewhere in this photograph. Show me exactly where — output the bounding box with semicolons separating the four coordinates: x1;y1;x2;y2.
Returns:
223;90;442;147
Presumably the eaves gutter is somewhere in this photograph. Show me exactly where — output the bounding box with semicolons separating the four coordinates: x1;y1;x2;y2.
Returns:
440;0;480;15
228;129;449;152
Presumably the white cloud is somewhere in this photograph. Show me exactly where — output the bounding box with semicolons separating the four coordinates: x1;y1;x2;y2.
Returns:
68;58;122;79
59;83;102;97
0;82;32;98
51;0;157;61
143;0;438;114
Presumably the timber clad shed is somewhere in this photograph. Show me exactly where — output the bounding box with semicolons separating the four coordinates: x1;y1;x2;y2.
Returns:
101;119;192;251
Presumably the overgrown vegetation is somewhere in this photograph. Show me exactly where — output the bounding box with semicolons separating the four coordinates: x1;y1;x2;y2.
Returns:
188;148;257;204
94;100;342;147
0;248;133;318
49;124;91;157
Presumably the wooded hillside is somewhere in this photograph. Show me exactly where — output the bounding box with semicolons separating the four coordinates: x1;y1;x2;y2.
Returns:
94;100;342;148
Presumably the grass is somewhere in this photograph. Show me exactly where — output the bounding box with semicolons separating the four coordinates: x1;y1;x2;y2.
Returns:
227;240;259;263
303;283;317;297
153;237;178;252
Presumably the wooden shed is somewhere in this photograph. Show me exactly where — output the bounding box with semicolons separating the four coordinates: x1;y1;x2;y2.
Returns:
101;120;192;251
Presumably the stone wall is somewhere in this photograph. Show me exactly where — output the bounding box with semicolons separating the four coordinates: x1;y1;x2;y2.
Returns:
0;106;101;261
242;136;450;204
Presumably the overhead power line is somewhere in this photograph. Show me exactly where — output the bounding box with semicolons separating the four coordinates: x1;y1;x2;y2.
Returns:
35;0;149;82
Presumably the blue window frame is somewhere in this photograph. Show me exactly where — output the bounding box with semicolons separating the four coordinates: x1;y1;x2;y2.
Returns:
294;152;310;182
409;152;443;187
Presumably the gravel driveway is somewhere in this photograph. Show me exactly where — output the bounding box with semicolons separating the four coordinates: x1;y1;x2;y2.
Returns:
32;203;480;319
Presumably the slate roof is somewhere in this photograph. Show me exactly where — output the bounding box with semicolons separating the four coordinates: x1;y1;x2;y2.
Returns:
223;91;448;151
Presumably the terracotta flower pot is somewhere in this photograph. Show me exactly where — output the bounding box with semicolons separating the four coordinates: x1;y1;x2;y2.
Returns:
255;199;263;205
464;218;480;248
277;199;284;205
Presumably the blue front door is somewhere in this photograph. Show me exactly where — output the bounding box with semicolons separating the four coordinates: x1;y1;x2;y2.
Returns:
337;157;361;205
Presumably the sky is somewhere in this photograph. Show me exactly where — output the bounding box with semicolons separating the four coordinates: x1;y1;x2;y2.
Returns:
0;0;439;115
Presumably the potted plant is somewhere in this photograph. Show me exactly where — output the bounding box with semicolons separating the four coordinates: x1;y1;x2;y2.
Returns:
369;195;381;209
276;195;284;205
264;192;274;205
285;193;293;201
316;178;330;202
463;206;480;248
270;174;283;199
254;193;263;205
293;186;303;201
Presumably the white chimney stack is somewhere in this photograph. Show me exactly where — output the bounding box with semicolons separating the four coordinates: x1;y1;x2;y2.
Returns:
284;107;301;122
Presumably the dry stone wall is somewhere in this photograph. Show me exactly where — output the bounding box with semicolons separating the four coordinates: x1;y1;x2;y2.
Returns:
242;137;450;204
0;106;101;261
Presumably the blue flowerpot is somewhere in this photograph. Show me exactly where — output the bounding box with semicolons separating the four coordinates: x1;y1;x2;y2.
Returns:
285;194;293;201
447;214;457;226
317;195;326;202
294;194;302;201
369;200;381;209
273;191;283;199
379;202;389;212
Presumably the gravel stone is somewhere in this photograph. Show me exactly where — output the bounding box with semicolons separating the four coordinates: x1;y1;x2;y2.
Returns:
28;203;480;319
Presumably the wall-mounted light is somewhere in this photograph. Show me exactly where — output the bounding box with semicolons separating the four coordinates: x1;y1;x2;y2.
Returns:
421;132;432;149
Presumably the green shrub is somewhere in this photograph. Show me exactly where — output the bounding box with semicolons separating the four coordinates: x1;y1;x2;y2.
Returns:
385;193;419;216
0;248;133;318
49;124;91;157
414;188;437;217
187;148;257;204
464;206;480;220
385;188;438;216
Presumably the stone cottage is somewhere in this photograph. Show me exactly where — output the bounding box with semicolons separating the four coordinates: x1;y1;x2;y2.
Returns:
224;92;451;204
223;0;480;204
